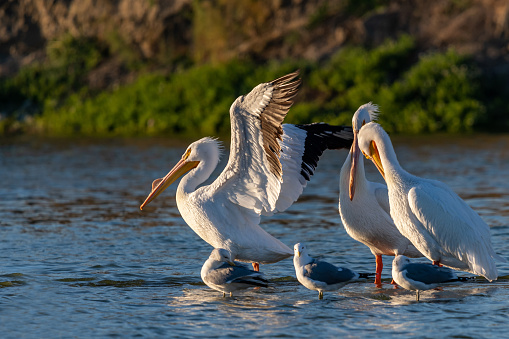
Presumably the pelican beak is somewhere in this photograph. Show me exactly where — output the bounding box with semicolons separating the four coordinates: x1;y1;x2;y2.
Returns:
349;132;359;201
369;140;385;180
140;158;200;210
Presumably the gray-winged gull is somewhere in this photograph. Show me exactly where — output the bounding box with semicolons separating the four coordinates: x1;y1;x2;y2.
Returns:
293;243;370;299
201;248;269;297
392;255;462;301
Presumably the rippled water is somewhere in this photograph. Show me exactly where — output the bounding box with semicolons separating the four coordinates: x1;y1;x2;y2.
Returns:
1;135;508;338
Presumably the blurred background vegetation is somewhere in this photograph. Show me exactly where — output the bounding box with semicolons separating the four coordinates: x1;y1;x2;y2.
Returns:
1;0;509;137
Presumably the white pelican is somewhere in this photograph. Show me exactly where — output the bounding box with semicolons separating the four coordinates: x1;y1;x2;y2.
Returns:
140;71;353;269
201;248;269;297
392;255;459;301
293;243;370;299
357;122;506;281
339;103;423;286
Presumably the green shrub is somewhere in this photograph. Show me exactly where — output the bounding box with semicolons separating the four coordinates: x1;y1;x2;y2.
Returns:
3;34;505;137
35;60;258;136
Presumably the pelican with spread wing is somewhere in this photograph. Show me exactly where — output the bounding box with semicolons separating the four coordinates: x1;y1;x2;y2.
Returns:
140;71;353;268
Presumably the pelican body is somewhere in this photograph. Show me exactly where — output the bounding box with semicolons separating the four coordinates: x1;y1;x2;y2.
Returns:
357;122;506;281
339;103;422;286
201;248;269;297
392;255;458;301
140;71;353;266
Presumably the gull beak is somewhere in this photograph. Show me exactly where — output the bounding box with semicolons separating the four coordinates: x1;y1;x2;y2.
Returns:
369;140;385;180
296;251;301;258
228;261;235;266
349;132;359;201
140;158;200;210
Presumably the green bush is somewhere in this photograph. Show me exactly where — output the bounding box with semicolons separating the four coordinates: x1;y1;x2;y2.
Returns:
2;34;505;137
35;60;258;136
1;35;101;106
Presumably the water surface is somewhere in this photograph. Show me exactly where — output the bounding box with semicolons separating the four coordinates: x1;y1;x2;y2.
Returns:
1;135;508;338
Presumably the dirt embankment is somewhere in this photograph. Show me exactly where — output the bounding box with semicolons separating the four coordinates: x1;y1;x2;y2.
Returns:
1;0;509;84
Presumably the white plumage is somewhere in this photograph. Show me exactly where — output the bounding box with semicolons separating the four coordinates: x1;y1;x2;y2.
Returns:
140;71;353;266
339;103;422;286
357;122;506;281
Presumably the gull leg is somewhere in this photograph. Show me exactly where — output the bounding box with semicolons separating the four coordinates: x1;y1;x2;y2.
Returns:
223;292;226;297
252;262;260;271
391;279;399;289
416;290;420;302
230;292;233;297
375;255;383;287
319;291;323;300
432;260;442;267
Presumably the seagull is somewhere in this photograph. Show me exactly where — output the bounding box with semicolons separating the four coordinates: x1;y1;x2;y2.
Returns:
339;103;423;286
357;122;506;281
201;248;269;297
140;70;353;270
293;242;370;299
392;255;461;301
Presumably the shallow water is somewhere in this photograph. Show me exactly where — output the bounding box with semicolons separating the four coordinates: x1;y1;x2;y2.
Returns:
1;135;508;338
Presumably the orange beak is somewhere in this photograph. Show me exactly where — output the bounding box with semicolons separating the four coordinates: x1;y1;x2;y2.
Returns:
349;132;359;201
369;140;385;180
140;158;200;210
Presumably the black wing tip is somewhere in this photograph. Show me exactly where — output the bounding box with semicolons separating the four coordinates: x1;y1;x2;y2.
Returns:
294;123;354;182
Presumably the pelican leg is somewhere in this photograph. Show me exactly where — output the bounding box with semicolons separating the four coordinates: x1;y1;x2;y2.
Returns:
319;291;323;300
252;262;260;271
374;255;383;287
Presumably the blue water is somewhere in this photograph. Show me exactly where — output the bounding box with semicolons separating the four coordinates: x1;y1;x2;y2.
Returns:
1;135;508;338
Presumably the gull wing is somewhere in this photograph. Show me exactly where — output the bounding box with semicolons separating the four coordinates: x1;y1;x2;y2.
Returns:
403;263;457;284
304;260;358;284
205;264;268;287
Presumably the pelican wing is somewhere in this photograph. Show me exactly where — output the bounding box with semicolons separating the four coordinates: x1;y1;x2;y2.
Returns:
408;180;502;279
211;71;301;214
372;183;391;216
269;123;353;215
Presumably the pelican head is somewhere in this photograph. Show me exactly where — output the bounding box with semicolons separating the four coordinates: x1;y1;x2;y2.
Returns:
349;103;379;200
140;137;222;210
357;122;386;180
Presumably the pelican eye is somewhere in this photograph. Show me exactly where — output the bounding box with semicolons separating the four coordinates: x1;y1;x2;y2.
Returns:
183;149;191;160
